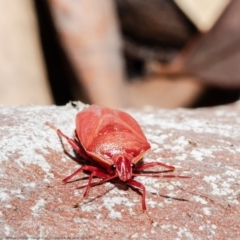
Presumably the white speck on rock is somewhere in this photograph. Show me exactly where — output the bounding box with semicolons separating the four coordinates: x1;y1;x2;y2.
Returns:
211;224;217;229
146;199;161;208
171;136;189;153
31;199;46;218
4;224;11;236
79;203;96;212
203;207;211;216
167;185;175;191
192;196;207;205
0;188;10;201
130;233;138;239
199;225;204;231
109;210;122;219
160;224;171;230
150;143;159;150
225;169;240;178
73;217;82;223
175;153;187;161
102;196;132;219
10;188;25;199
80;195;135;219
5;204;12;209
177;227;194;240
203;175;219;183
191;149;204;161
203;174;237;196
22;182;36;188
16;153;52;178
191;148;213;162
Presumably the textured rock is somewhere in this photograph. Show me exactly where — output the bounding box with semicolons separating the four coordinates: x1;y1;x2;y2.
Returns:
0;102;240;239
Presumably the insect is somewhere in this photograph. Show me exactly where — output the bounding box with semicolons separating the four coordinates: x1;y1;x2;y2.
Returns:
52;105;188;211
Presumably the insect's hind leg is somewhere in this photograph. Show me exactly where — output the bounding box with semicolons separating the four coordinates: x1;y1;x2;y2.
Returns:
46;121;90;160
57;129;90;160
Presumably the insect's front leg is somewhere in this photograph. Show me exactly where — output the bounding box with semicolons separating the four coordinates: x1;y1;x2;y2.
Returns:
79;166;111;199
63;165;114;200
62;165;110;184
127;179;147;211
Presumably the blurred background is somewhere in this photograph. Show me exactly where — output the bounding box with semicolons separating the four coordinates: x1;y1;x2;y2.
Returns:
0;0;240;108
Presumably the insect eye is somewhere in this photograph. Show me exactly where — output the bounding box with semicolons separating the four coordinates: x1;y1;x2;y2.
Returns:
111;164;116;171
131;163;135;169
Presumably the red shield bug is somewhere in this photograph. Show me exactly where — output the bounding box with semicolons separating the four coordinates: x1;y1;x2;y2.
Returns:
49;105;188;211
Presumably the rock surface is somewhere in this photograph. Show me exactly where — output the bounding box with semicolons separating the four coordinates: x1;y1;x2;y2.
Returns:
0;102;240;239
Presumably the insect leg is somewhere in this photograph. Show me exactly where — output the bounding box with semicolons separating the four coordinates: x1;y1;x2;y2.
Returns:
63;165;110;202
65;166;117;204
46;122;90;159
82;172;94;199
62;165;109;184
133;173;190;178
57;129;90;159
133;162;190;178
62;166;85;183
80;171;117;200
126;179;146;211
76;173;117;190
134;162;175;171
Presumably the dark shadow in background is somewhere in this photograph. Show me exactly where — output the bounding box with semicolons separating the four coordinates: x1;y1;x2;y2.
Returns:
34;0;76;105
192;86;240;108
